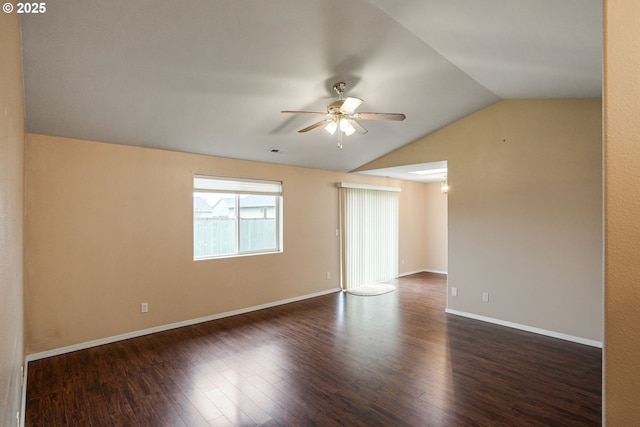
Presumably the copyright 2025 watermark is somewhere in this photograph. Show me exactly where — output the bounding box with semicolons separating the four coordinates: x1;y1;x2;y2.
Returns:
3;2;47;13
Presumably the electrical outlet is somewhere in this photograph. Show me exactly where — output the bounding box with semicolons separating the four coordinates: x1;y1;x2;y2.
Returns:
141;302;148;313
326;272;331;280
482;292;489;302
451;287;458;297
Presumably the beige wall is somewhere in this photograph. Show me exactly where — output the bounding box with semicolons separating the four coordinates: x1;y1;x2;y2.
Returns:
397;180;427;273
24;134;429;353
604;1;640;424
0;12;25;427
424;182;448;273
397;181;447;274
359;99;603;342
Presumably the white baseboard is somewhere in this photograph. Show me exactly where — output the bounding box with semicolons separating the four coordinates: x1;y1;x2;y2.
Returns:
26;288;341;362
399;269;448;277
422;269;448;275
445;308;603;348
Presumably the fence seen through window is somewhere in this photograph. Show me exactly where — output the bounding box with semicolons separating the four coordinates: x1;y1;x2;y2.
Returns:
193;176;282;259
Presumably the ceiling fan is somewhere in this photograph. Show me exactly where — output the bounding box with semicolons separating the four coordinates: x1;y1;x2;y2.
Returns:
282;82;406;149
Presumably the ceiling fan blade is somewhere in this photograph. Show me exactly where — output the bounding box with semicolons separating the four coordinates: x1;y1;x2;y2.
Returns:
281;110;327;115
298;119;331;133
356;112;406;121
340;97;363;114
348;119;368;135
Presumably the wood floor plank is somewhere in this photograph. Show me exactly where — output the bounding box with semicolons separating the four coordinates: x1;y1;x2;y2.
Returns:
25;273;601;426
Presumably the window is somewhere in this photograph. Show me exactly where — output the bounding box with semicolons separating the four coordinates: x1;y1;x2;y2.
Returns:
194;175;283;259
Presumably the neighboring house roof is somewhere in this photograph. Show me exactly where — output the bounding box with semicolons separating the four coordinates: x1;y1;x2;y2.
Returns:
239;195;275;208
193;196;212;211
212;195;275;209
212;198;234;210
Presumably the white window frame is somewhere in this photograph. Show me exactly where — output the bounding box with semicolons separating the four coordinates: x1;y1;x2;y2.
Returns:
194;175;283;260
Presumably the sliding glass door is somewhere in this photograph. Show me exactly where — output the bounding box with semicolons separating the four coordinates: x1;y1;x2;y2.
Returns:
338;183;399;290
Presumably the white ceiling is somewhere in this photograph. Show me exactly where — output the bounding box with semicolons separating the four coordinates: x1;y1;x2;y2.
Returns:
20;0;602;174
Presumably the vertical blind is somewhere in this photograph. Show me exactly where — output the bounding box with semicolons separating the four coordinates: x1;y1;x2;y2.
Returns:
338;183;399;290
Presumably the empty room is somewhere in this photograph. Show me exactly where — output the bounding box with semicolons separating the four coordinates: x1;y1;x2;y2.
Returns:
2;1;640;426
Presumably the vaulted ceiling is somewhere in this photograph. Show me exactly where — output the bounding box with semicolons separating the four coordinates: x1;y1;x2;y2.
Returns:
20;0;602;173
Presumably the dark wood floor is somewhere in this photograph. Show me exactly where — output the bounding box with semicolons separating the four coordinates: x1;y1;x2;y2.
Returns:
25;272;602;426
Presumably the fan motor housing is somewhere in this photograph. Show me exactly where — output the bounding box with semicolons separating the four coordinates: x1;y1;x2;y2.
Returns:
327;100;345;114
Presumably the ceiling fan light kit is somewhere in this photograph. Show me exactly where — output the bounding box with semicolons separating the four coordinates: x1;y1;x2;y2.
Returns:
282;82;406;149
325;120;338;135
